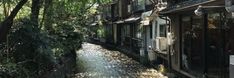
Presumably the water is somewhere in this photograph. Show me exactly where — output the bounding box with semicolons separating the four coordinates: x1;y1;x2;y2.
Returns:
74;43;167;78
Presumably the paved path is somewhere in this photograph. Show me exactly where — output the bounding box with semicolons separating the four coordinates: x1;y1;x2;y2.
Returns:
74;43;167;78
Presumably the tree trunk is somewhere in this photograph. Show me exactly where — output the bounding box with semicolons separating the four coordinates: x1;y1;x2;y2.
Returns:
0;0;28;43
31;0;42;28
42;0;54;33
3;1;8;18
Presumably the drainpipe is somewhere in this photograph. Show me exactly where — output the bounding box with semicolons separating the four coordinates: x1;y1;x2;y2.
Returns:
144;25;148;65
203;13;208;78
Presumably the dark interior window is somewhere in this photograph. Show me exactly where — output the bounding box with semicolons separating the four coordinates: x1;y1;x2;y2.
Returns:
181;15;204;75
159;24;167;37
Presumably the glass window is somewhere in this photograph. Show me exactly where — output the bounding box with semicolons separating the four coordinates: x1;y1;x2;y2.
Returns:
181;15;204;75
154;21;157;37
159;24;167;37
226;18;234;55
126;25;130;36
207;12;229;78
132;0;145;11
181;16;192;72
145;0;152;5
138;0;145;10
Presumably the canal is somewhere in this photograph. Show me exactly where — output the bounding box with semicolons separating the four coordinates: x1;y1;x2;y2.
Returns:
74;43;167;78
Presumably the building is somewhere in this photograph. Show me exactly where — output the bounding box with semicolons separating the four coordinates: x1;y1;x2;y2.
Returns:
159;0;233;77
110;0;168;64
112;0;143;57
101;4;114;44
95;0;234;77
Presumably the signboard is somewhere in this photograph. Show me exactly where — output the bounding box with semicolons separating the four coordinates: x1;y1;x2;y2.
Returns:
230;55;234;78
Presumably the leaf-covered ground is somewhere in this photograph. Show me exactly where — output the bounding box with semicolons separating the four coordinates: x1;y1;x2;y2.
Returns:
74;43;168;78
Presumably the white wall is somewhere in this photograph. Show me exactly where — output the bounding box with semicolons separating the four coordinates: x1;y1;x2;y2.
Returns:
148;17;167;61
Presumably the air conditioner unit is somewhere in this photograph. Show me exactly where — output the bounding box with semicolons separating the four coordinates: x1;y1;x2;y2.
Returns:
156;37;168;54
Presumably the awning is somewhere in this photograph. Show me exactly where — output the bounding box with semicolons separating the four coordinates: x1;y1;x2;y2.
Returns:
113;16;140;24
141;10;153;25
141;10;153;19
114;20;124;24
124;16;141;23
90;22;97;26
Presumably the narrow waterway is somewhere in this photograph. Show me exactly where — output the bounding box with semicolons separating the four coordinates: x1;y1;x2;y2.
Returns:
74;43;167;78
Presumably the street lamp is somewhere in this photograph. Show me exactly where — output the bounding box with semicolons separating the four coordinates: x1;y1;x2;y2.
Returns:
226;0;234;12
195;0;234;16
194;5;203;16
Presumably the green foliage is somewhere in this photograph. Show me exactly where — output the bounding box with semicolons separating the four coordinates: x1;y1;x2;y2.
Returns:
0;18;56;78
0;0;113;77
97;26;105;38
49;18;84;57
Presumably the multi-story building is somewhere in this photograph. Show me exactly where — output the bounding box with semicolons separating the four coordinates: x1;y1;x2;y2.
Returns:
96;0;234;77
112;0;143;56
159;0;233;77
100;4;114;44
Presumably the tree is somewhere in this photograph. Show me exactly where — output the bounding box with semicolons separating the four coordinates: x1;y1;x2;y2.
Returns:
30;0;42;28
42;0;53;32
0;0;28;43
0;0;114;77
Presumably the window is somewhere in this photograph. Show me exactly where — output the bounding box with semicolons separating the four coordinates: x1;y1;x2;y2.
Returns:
115;4;119;17
181;15;203;75
138;0;145;10
132;0;145;11
207;12;229;78
128;4;131;13
159;24;167;37
118;0;122;17
145;0;152;5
